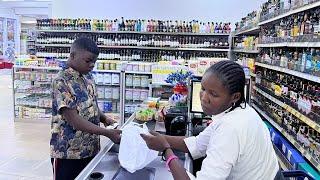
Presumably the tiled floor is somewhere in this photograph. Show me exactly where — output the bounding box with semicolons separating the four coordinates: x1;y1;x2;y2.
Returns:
0;70;52;179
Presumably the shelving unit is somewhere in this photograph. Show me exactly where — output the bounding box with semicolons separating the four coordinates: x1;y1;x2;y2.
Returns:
35;43;230;52
232;49;260;54
255;62;320;83
232;1;320;174
257;42;320;48
253;86;320;133
252;104;320;171
36;29;230;36
15;21;231;122
234;26;260;36
258;1;320;26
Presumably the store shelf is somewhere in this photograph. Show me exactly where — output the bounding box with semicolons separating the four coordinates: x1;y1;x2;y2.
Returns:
253;86;320;133
234;26;260;36
16;104;52;109
258;1;320;25
36;44;71;47
255;62;320;83
14;65;62;70
15;91;51;95
151;82;174;86
36;29;230;36
125;71;152;75
98;45;230;52
93;69;121;73
232;49;260;54
257;42;320;48
95;84;120;86
252;103;320;171
14;118;51;123
35;44;230;52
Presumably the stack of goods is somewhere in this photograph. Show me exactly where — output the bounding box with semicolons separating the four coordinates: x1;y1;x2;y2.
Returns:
260;7;320;44
260;0;318;22
258;48;320;76
234;36;259;50
37;18;232;34
235;11;260;32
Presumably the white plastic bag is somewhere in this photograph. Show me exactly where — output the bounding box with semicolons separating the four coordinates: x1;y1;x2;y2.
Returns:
118;122;158;173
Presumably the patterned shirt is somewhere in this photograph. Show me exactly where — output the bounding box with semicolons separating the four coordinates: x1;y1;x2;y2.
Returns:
50;67;100;159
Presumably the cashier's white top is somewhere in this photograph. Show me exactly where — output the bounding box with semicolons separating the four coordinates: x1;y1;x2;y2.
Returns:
184;105;279;180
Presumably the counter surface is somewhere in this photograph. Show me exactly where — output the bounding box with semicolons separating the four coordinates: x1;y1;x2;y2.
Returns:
76;113;191;180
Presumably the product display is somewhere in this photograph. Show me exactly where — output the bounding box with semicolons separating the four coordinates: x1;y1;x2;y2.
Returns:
37;18;232;34
258;48;320;76
36;33;230;49
235;11;260;33
260;6;320;44
260;0;319;23
252;93;320;163
231;0;320;174
255;67;320;122
234;36;259;50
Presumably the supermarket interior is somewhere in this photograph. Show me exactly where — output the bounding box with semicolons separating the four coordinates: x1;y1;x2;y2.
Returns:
0;0;320;179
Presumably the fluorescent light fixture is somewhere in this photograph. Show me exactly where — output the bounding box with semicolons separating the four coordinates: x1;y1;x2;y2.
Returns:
1;0;24;1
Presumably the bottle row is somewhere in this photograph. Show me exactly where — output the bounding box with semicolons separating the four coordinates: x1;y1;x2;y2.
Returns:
233;36;259;50
260;7;320;43
35;47;229;61
258;48;320;76
260;0;319;22
36;33;230;48
234;11;259;32
255;67;320;123
252;94;320;163
37;18;232;34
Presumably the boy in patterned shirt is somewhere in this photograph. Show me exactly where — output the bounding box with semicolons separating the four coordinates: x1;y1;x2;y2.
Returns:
50;37;121;180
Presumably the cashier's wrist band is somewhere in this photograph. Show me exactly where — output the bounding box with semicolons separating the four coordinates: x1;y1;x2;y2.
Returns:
166;155;178;171
161;147;171;161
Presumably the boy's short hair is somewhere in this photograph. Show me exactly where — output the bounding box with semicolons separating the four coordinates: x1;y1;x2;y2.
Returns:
71;37;99;55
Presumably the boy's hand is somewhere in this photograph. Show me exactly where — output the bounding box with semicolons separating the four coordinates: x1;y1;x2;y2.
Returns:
106;129;122;144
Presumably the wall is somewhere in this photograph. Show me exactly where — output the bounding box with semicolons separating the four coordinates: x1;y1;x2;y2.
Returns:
52;0;265;26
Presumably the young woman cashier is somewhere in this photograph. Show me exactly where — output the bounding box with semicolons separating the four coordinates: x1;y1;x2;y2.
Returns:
141;60;280;180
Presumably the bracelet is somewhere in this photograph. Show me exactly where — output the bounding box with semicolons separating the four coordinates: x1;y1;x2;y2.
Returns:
166;155;178;171
161;147;171;161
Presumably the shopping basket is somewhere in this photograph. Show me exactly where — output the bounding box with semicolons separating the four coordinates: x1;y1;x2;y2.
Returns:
281;170;315;180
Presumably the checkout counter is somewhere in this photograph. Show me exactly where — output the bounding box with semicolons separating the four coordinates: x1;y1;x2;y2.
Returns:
76;76;214;180
76;112;193;180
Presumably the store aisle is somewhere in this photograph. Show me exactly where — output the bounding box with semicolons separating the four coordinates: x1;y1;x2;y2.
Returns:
0;73;52;180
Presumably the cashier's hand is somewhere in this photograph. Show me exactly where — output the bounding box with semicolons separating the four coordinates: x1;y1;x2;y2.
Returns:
140;131;170;152
107;129;122;144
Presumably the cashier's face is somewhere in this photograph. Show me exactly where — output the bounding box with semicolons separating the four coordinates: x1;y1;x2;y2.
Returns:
70;50;98;74
200;72;234;116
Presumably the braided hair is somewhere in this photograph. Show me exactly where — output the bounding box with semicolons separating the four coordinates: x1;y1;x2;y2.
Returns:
205;60;246;112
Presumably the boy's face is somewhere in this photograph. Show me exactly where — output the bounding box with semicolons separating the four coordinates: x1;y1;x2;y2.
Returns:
70;50;98;74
